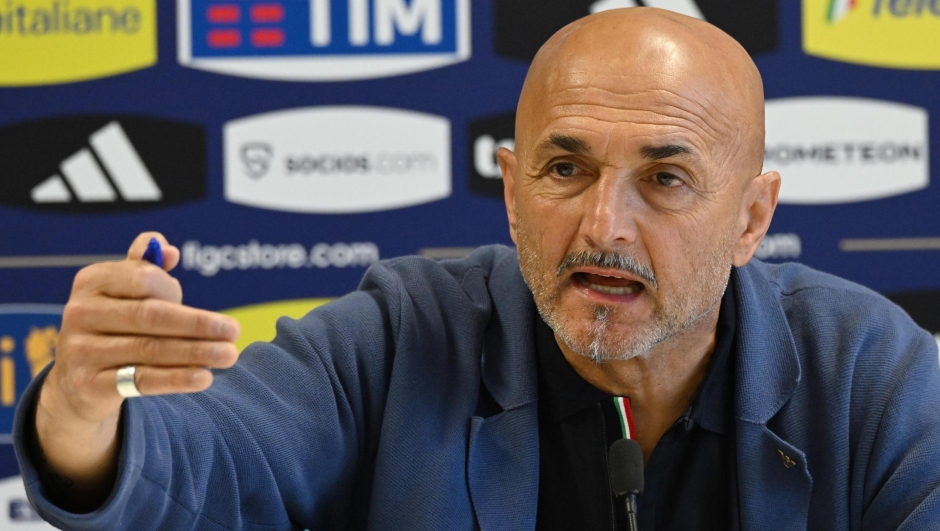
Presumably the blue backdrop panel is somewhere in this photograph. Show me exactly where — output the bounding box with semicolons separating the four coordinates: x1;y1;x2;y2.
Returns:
0;1;938;527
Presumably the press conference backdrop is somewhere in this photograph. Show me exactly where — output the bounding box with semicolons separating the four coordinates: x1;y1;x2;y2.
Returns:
0;0;938;527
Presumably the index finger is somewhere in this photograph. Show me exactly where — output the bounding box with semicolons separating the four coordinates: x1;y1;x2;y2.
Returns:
78;297;241;341
127;232;180;271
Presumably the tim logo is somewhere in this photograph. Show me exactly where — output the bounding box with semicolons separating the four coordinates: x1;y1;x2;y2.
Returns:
178;0;472;81
0;116;206;213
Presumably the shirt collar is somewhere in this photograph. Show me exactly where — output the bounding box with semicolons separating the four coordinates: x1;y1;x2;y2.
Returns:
535;270;738;433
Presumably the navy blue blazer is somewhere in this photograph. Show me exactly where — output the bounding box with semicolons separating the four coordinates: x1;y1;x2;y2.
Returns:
14;245;940;530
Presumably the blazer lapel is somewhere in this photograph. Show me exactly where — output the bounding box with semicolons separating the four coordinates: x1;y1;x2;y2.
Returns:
466;251;540;530
467;405;540;531
732;264;813;529
736;421;813;530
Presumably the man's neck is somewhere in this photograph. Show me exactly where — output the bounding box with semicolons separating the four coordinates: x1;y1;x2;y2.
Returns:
554;307;720;461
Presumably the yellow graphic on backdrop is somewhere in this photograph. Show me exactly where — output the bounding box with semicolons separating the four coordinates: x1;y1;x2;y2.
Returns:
804;0;940;69
25;325;57;378
221;299;333;353
0;336;14;407
0;0;157;86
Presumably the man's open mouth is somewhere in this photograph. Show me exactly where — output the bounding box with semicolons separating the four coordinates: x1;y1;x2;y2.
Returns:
573;272;645;296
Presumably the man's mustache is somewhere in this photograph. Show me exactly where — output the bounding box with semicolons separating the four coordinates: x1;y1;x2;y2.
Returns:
556;250;658;289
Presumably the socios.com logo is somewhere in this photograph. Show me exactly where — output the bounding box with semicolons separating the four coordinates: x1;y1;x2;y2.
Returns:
763;97;929;204
177;0;471;81
0;1;156;86
804;0;940;69
220;299;333;352
224;106;451;213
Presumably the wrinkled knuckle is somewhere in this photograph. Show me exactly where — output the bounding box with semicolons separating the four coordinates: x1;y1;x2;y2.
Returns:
62;300;89;327
137;336;160;365
72;265;98;291
136;299;164;329
193;312;214;337
70;367;96;397
135;266;162;296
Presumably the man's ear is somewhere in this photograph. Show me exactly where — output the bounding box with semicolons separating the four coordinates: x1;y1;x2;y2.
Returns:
497;147;519;245
732;171;780;267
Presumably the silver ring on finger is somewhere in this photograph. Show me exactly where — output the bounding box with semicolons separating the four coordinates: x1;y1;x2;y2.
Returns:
116;365;143;398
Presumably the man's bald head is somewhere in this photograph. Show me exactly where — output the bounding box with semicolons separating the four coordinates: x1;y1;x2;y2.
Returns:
516;7;766;178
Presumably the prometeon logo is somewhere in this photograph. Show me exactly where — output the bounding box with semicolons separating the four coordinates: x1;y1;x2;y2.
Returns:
469;112;514;198
178;0;471;81
224;106;451;213
0;0;156;86
494;0;778;62
804;0;940;69
763;97;929;204
0;116;207;213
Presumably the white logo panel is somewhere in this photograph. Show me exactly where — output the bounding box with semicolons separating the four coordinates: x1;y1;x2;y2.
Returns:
0;476;56;529
224;106;451;213
764;97;929;204
178;0;471;82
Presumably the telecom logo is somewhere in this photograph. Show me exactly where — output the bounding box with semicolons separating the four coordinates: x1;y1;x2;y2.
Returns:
0;116;206;213
494;0;778;62
0;0;156;86
826;0;858;22
468;112;515;198
178;0;472;81
763;97;929;204
804;0;940;69
224;106;451;213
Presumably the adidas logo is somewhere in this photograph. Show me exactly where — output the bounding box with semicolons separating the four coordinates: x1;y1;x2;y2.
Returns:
31;122;162;204
0;115;206;213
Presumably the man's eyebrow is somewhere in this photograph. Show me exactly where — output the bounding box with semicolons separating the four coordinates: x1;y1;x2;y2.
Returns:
640;144;693;160
536;134;591;155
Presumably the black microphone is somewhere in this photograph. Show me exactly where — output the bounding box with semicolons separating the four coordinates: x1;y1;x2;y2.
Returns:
609;438;644;531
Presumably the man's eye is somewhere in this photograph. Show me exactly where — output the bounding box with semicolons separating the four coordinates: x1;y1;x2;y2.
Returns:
551;162;580;177
655;172;683;187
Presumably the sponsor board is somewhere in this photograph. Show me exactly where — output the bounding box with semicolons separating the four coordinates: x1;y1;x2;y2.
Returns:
469;112;515;198
181;239;381;277
0;0;157;86
804;0;940;69
884;290;940;361
494;0;778;62
178;0;471;81
763;97;929;204
221;299;333;352
0;116;206;213
224;106;451;213
0;305;61;444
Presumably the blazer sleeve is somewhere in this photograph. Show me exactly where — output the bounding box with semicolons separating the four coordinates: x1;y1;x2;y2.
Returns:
13;288;396;531
857;326;940;530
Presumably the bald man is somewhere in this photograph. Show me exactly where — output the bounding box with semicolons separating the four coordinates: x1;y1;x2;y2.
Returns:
14;8;940;531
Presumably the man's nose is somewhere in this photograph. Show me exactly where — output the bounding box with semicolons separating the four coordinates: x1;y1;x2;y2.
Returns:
580;173;641;249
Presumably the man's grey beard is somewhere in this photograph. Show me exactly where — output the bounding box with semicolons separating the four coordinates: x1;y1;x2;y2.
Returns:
516;224;734;364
